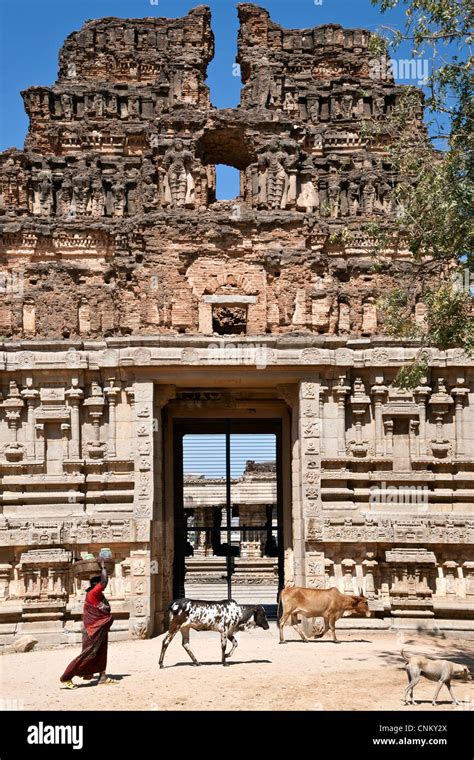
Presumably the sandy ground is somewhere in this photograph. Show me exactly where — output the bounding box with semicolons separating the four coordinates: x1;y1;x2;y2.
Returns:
1;625;473;712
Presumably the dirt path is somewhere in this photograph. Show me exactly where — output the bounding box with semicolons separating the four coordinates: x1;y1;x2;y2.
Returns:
1;626;473;711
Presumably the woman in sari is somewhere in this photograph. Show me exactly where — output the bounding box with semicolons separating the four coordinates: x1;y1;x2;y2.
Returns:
60;559;117;688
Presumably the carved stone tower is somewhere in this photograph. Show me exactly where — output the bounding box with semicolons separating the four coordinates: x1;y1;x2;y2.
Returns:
0;5;472;645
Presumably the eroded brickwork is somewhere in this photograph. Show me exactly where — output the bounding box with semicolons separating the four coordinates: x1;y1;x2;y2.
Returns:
0;4;426;342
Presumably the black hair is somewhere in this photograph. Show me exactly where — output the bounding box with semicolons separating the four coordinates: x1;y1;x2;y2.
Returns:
86;575;102;592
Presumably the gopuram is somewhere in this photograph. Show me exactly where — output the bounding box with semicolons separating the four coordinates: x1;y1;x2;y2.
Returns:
0;4;472;647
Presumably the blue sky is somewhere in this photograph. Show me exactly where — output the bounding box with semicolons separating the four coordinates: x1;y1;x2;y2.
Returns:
183;433;276;478
0;0;446;199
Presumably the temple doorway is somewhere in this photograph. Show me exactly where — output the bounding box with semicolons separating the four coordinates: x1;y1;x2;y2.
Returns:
172;419;283;612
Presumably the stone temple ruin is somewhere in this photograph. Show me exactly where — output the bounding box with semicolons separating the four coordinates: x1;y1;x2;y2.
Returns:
0;4;472;646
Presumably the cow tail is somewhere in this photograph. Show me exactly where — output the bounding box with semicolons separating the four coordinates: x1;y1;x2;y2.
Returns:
277;586;287;620
400;648;410;663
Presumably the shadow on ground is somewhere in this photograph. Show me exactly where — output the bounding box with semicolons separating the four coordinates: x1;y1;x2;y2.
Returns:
377;635;474;670
167;658;272;668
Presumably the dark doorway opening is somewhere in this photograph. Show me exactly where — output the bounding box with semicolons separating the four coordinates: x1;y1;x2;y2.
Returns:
212;304;247;335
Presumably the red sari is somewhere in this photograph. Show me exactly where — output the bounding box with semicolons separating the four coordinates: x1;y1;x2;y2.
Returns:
60;583;113;682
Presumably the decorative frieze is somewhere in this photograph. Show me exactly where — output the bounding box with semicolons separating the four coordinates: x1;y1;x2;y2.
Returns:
299;381;322;506
305;551;325;589
0;518;136;546
315;516;474;544
133;382;154;520
129;549;151;638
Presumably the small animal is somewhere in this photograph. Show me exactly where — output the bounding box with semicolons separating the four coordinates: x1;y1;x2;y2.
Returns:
402;649;471;705
159;598;269;667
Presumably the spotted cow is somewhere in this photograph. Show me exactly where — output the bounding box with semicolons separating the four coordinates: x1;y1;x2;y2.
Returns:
159;598;270;667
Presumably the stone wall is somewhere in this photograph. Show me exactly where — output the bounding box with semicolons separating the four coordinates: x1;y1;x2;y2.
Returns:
0;5;472;645
0;339;470;645
0;5;426;343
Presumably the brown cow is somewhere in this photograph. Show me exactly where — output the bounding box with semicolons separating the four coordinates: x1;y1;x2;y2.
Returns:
278;585;370;643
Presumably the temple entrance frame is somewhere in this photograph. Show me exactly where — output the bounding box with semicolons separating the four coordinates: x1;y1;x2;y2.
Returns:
160;397;293;621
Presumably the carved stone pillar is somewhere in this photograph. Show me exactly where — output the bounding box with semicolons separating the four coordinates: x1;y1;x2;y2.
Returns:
414;382;431;456
125;386;136;459
133;382;154;521
349;378;369;456
151;384;176;634
299;381;322;559
383;419;393;455
277;382;308;587
341;558;356;593
84;381;106;458
194;530;206;556
0;564;12;600
324;557;334;588
333;376;350;456
61;422;70;460
409;419;420;458
122;558;131;596
35;422;45;460
21;381;39;460
65;380;83;460
104;379;120;459
305;550;325;589
4;381;25;461
319;384;328;454
463;562;474;596
128;549;150;639
371;379;388;456
429;379;453;457
443;561;457;596
452;380;468;457
362;553;378;598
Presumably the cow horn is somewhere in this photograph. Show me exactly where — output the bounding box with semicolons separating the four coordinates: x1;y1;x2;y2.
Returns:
359;587;364;596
